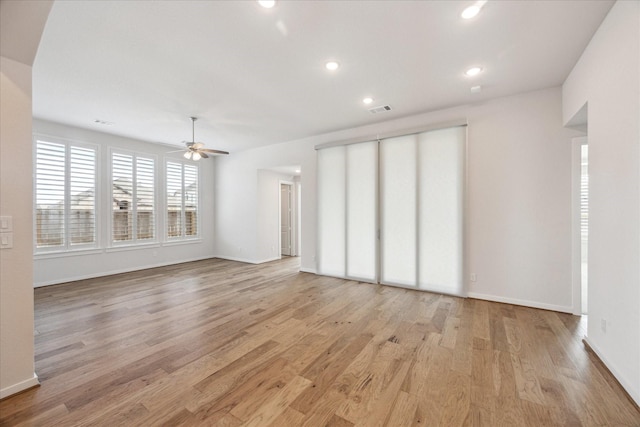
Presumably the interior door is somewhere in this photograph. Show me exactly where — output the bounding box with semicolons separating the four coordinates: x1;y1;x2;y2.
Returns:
280;183;292;256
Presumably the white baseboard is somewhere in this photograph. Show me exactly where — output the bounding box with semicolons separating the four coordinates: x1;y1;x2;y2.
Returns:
583;337;640;407
299;267;317;274
214;255;279;264
0;373;39;399
466;292;574;314
33;256;217;288
255;256;281;264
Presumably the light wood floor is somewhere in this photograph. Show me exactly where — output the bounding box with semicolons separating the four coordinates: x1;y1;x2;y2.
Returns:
1;257;638;426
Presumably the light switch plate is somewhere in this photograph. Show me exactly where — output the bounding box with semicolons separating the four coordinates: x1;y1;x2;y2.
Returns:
0;216;12;232
0;232;13;249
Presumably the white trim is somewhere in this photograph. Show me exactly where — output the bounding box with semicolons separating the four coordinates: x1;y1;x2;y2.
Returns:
583;337;640;406
467;292;574;314
299;267;317;274
255;256;281;264
571;137;588;315
34;248;104;259
0;373;39;399
314;120;468;150
33;255;215;287
104;242;161;253
213;255;281;265
161;238;202;247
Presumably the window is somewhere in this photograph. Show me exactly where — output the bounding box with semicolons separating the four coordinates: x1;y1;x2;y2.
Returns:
166;161;199;239
35;139;97;251
111;151;156;244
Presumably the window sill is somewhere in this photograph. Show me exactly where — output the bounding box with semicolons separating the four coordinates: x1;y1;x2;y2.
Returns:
106;242;161;253
163;238;203;247
34;248;103;260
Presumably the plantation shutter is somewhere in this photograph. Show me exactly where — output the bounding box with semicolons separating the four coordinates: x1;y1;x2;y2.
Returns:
112;153;134;242
184;164;198;236
69;146;96;245
166;162;184;238
136;156;155;240
36;141;66;249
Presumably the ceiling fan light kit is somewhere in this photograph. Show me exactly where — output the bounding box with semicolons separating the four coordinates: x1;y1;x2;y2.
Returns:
175;117;229;160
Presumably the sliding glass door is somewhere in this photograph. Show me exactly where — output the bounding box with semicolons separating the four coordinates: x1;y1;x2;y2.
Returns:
317;125;465;296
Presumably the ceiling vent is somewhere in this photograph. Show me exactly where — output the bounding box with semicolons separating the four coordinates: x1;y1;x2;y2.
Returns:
368;105;392;114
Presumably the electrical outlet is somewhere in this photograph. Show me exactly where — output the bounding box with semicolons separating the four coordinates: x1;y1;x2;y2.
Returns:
601;318;607;333
470;273;477;282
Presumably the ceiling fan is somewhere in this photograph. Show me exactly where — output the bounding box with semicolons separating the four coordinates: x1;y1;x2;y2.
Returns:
171;117;229;160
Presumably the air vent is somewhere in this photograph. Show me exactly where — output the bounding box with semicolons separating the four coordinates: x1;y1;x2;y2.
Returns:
368;105;392;114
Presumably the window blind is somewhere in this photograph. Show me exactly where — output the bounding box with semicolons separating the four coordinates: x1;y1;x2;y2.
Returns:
167;161;199;239
184;164;198;236
35;139;97;250
112;153;134;242
136;157;155;240
36;141;66;248
112;152;155;243
69;146;96;245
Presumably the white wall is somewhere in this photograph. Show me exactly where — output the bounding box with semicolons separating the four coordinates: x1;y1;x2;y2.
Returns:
216;86;580;312
216;142;317;269
563;0;640;405
32;119;216;286
0;56;39;398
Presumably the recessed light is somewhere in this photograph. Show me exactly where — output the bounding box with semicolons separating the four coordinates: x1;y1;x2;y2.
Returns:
470;85;482;93
258;0;275;9
461;5;480;19
325;61;339;71
295;169;301;173
465;66;483;77
362;97;374;105
461;1;486;19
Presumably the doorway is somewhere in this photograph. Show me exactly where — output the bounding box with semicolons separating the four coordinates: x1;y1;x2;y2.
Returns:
580;143;588;314
572;136;588;315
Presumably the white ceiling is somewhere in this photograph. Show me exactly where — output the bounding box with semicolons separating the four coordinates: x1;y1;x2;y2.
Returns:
33;0;613;153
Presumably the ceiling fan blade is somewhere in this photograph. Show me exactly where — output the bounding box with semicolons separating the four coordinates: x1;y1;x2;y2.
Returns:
199;152;209;159
199;148;229;155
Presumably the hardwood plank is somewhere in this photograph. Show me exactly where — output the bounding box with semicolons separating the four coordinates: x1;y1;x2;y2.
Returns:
1;257;638;427
379;390;417;427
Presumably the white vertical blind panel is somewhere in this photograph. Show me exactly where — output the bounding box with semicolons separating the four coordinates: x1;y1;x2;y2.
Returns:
381;134;417;286
317;146;346;277
418;127;465;295
346;141;377;281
